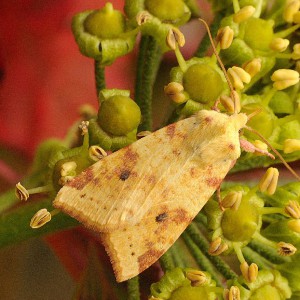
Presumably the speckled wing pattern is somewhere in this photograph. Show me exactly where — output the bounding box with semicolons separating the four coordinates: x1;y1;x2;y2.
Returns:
53;110;246;281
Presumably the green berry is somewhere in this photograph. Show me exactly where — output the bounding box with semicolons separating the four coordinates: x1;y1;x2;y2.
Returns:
183;64;225;104
98;95;141;136
84;3;125;39
145;0;185;21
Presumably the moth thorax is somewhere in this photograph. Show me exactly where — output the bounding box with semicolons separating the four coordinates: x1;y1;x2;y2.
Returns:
230;113;248;131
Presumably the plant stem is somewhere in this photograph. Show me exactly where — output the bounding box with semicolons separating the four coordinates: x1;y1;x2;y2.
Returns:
127;276;140;300
94;60;106;96
135;35;161;131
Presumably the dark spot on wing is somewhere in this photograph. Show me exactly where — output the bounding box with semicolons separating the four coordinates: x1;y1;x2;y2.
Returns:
138;249;164;273
228;143;235;150
80;193;86;198
205;116;213;123
120;170;130;181
155;212;168;222
124;148;139;163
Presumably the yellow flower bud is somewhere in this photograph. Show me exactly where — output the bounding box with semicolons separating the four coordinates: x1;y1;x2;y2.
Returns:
293;11;300;23
164;82;187;104
15;182;29;201
242;58;262;78
292;43;300;60
283;0;300;23
219;91;241;114
60;161;77;177
217;26;234;49
166;27;185;50
30;208;52;229
240;261;258;282
89;146;108;161
252;140;268;156
277;241;297;256
270;38;290;52
208;237;228;256
220;191;243;210
233;6;256;23
227;67;251;90
288;219;300;233
285;200;300;218
78;121;89;135
271;69;299;90
259;167;279;195
283;139;300;153
223;286;241;300
185;269;207;286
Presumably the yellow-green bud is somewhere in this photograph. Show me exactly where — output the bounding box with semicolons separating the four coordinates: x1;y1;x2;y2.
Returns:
292;43;300;60
145;0;186;21
217;26;234;50
271;69;299;90
227;66;251;90
233;6;256;23
30;208;52;229
183;64;225;104
242;58;262;78
283;0;300;23
84;3;125;39
283;139;300;154
259;167;279;195
98;95;141;136
269;38;290;52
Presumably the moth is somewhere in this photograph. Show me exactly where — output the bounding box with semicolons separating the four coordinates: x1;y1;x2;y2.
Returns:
53;110;249;282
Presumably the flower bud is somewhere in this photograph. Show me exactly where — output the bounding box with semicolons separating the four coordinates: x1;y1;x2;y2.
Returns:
227;67;251;90
136;11;152;26
293;11;300;23
252;140;268;156
30;208;52;229
15;182;29;201
208;237;228;256
242;58;262;78
221;191;243;210
220;92;241;114
269;38;290;52
79;121;89;135
292;43;300;60
233;6;256;23
277;241;297;256
164;82;188;104
166;27;185;50
283;0;300;23
240;261;258;282
216;26;234;49
185;269;207;286
288;219;300;233
283;139;300;153
285;200;300;218
89;146;107;161
223;286;240;300
259;167;279;195
60;161;77;177
271;69;300;90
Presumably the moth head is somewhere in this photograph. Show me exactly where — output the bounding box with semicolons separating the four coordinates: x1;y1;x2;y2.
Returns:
230;113;248;132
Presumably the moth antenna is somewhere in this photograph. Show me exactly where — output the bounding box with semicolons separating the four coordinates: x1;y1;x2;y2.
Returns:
245;125;300;181
198;18;237;113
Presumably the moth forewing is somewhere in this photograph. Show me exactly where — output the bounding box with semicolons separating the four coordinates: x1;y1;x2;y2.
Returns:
53;110;248;281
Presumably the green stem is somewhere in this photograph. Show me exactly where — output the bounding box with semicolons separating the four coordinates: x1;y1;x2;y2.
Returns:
275;24;300;38
94;60;106;96
159;249;175;271
135;35;162;131
127;276;140;300
182;231;223;286
194;13;224;58
232;0;240;13
188;223;238;280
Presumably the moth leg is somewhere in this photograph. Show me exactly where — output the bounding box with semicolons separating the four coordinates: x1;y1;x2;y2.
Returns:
240;139;275;159
211;98;220;112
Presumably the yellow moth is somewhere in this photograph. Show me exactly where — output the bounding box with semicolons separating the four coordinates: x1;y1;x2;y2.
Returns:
53;110;248;282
